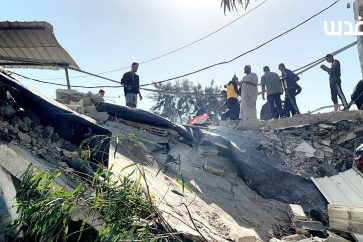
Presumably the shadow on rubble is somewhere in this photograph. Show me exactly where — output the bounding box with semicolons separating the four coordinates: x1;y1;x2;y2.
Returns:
194;126;328;213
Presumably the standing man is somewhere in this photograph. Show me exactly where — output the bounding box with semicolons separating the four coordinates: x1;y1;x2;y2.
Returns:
239;65;258;123
320;54;348;112
224;75;240;120
278;63;301;117
261;66;284;119
121;62;143;108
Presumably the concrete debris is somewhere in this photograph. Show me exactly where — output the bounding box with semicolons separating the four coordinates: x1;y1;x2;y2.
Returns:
0;105;16;118
0;101;82;175
238;236;263;242
325;231;350;242
294;220;325;237
294;142;316;158
86;112;109;123
281;234;307;241
259;119;363;178
203;161;224;176
56;89;107;123
289;204;307;222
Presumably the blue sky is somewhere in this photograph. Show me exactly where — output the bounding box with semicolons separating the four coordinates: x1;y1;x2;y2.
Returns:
2;0;361;117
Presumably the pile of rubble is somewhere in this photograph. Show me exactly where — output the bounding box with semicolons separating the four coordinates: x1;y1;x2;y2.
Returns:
258;119;363;178
56;89;109;123
0;99;84;179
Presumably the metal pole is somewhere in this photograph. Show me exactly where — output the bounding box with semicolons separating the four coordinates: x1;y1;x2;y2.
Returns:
65;68;71;89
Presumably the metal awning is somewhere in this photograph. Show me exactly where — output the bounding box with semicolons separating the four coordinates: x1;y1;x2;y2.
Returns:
0;21;79;70
311;168;363;206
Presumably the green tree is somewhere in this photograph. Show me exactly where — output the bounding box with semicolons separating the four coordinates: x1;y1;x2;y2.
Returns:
150;79;223;124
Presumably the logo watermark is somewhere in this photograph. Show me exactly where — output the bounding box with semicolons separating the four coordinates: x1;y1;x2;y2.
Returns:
324;17;363;36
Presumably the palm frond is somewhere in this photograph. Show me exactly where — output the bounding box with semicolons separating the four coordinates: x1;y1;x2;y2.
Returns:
220;0;253;13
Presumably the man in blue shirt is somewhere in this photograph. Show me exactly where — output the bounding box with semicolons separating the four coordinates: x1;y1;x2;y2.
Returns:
121;62;143;108
278;63;301;117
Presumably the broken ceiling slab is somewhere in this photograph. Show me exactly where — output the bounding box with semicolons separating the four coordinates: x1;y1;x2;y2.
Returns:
311;169;363;206
259;111;363;131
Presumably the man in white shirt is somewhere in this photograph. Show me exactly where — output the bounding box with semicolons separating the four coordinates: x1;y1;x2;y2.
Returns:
239;65;258;123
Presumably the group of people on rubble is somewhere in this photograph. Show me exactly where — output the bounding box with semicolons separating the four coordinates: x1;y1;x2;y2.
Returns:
116;57;363;121
220;53;362;123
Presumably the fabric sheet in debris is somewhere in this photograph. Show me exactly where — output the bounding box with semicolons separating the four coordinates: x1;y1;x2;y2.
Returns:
193;126;327;213
0;72;111;164
96;102;194;146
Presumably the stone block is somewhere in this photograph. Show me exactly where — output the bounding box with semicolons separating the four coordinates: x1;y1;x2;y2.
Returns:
238;236;261;242
294;220;325;236
86;112;109;123
289;204;306;222
281;234;307;241
84;105;97;113
204;161;224;176
294;141;316;158
198;146;218;157
82;97;92;107
18;132;31;144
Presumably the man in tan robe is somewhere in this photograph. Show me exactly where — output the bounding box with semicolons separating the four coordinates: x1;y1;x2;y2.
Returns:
239;65;258;124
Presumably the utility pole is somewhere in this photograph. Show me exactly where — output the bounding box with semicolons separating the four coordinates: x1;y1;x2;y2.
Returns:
354;0;363;78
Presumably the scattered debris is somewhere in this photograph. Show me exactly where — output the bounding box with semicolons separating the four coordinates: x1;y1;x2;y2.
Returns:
204;161;225;176
289;204;307;222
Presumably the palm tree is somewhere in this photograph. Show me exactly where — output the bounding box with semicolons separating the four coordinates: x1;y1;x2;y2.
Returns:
221;0;253;13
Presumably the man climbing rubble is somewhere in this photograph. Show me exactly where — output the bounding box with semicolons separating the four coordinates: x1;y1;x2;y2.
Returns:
278;63;301;117
320;54;349;112
239;65;258;124
121;62;143;108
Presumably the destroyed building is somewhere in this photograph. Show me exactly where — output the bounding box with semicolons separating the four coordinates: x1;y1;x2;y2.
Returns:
0;21;362;242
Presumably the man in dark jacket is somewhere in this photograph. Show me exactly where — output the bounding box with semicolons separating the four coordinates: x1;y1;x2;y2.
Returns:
278;63;301;117
320;54;348;112
121;62;143;108
351;79;363;110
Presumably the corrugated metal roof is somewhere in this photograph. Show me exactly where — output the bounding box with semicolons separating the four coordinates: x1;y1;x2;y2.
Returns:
0;21;79;70
311;169;363;206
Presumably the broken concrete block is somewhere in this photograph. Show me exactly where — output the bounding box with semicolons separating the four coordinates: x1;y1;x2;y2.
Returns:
325;231;349;242
82;97;92;107
0;105;16;118
238;236;263;242
294;220;325;236
198;146;218;157
86;112;109;123
337;132;356;144
18;132;31;144
269;238;282;242
281;234;307;242
321;140;331;146
294;141;316;157
289;204;306;222
84;105;97;113
204;161;224;176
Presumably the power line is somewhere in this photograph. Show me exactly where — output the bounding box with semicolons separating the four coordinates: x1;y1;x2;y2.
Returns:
10;40;357;97
41;0;270;81
20;0;339;90
138;0;340;87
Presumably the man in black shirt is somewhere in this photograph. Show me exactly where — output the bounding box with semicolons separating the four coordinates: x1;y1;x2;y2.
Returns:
278;63;301;117
121;62;143;108
321;54;348;112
